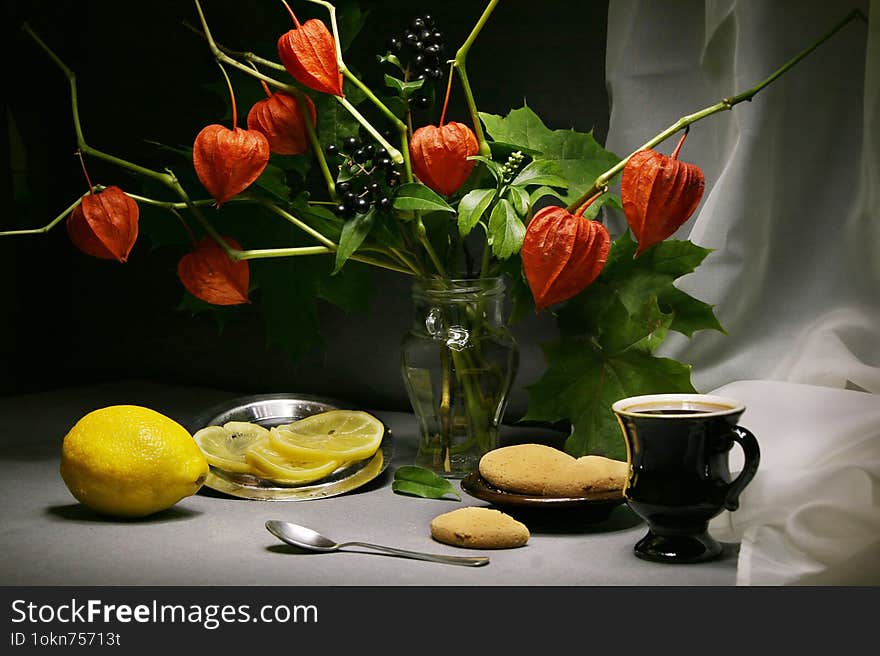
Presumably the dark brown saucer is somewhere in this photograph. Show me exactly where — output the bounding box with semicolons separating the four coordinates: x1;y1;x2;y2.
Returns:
460;471;625;524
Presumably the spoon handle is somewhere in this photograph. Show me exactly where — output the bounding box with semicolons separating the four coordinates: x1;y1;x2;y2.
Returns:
339;541;489;567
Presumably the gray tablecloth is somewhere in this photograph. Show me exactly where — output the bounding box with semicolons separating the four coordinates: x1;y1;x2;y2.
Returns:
0;381;737;586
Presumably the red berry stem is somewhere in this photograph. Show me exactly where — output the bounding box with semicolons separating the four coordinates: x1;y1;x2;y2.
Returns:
75;149;95;195
171;208;199;248
280;0;301;28
574;186;608;218
670;126;690;161
439;61;455;127
216;62;238;128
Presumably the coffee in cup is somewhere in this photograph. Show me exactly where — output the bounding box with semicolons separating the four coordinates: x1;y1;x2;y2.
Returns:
612;393;760;563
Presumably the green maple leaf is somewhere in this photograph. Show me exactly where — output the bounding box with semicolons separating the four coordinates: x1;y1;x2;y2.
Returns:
253;257;324;360
246;205;374;361
523;232;724;460
557;232;722;336
479;105;621;208
176;293;239;333
525;332;696;461
251;254;374;361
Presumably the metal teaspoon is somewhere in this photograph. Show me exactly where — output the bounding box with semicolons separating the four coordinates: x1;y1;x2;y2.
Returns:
265;520;489;567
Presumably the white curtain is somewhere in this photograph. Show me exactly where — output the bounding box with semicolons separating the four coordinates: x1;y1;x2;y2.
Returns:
603;0;880;585
604;0;878;394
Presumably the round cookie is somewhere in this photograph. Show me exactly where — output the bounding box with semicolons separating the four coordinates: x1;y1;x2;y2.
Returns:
430;507;529;549
479;443;573;495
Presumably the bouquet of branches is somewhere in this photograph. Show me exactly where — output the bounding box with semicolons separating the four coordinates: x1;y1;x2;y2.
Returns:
3;0;862;462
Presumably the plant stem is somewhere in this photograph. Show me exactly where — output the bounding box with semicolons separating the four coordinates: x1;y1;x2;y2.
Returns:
336;96;403;164
343;69;413;179
192;0;298;94
22;22;234;258
399;123;414;183
75;150;95;194
23;24;175;185
294;92;337;198
183;20;287;72
479;231;492;276
237;245;331;260
0;193;85;236
216;61;238;127
259;201;415;274
453;0;500;158
342;69;403;133
439;347;453;471
227;244;413;274
439;61;456;127
415;219;447;276
164;173;237;258
259;201;339;249
349;254;414;275
565;8;867;213
389;247;423;276
121;191;248;209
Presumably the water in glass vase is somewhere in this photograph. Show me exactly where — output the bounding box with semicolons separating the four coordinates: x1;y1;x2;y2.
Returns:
401;278;518;478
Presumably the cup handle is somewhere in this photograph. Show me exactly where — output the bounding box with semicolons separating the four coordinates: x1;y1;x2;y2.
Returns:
723;426;760;511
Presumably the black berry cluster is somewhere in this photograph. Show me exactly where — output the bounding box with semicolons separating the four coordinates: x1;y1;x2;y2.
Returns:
326;134;401;217
387;15;446;109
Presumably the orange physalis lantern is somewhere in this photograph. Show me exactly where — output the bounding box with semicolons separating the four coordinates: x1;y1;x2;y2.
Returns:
409;122;479;197
193;60;270;208
621;129;705;256
521;204;610;311
247;90;316;156
177;235;250;306
67;187;139;264
277;2;343;97
193;124;270;208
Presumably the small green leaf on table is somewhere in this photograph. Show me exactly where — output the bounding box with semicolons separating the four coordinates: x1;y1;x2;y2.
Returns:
392;466;461;501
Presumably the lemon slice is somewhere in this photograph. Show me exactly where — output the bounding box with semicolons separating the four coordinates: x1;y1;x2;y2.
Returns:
269;410;385;462
193;422;270;473
245;442;341;484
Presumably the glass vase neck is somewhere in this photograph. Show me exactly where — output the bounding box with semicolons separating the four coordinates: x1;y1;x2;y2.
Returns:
411;277;506;301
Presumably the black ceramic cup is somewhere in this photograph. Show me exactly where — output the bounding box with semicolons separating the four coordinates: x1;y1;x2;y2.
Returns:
612;394;760;564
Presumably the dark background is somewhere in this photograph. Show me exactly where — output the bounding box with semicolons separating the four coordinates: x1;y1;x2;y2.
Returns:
0;0;611;416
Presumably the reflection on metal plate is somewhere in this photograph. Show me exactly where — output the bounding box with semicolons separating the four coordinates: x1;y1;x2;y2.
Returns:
188;393;393;501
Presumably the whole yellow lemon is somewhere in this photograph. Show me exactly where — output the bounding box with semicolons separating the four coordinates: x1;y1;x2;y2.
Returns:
60;405;209;518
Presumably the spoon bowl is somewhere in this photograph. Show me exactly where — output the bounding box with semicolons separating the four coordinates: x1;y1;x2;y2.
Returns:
266;520;489;567
267;521;338;551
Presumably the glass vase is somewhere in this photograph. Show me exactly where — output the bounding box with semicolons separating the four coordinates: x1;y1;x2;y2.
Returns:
400;277;519;478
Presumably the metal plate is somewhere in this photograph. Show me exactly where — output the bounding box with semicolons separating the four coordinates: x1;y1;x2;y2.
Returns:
188;393;393;501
